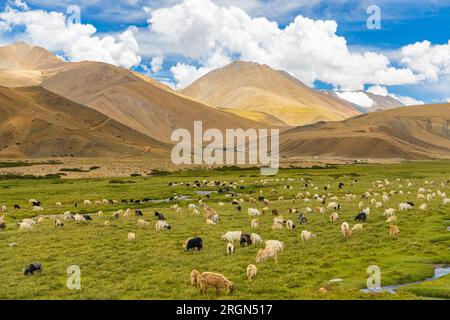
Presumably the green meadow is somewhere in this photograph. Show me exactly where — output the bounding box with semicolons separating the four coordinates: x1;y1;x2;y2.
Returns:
0;162;449;300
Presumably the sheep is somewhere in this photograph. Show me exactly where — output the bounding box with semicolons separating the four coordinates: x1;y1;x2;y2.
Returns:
128;232;136;241
14;204;20;210
74;214;86;222
386;215;397;224
248;208;261;217
240;234;252;247
246;264;257;280
300;230;316;242
384;208;396;217
341;222;352;238
273;216;286;225
1;205;7;212
104;221;110;227
261;207;269;215
352;223;363;232
18;221;33;230
54;219;64;227
137;219;149;227
399;203;412;211
112;210;122;219
272;222;284;230
286;220;295;230
354;212;367;222
24;262;42;275
205;218;216;226
156;220;172;231
184;237;203;251
443;198;450;205
198;272;235;296
227;242;235;255
250;233;262;244
83;200;92;206
211;214;220;224
176;207;183;214
37;217;45;224
154;211;165;220
123;208;131;219
375;201;383;208
358;201;364;209
362;207;370;215
190;270;201;288
390;224;400;237
251;219;259;229
255;247;278;264
304;207;312;214
32;206;43;212
419;204;428;211
265;240;284;252
192;208;200;215
221;231;242;243
330;212;339;222
55;202;62;207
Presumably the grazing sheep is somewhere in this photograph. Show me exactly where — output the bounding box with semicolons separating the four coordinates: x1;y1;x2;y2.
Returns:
123;208;131;219
199;272;235;296
221;231;242;243
399;203;413;211
211;214;220;224
24;262;42;275
246;264;257;280
227;242;235;255
265;240;284;252
83;200;92;206
135;210;143;217
112;210;122;220
386;215;397;224
154;211;165;220
272;222;283;230
341;222;352;238
384;208;396;217
14;204;21;210
352;223;363;232
55;202;62;207
251;219;259;229
137;219;149;227
362;207;370;215
354;212;367;222
37;217;45;224
330;212;339;222
96;210;103;216
300;230;316;242
1;205;7;212
156;220;172;231
298;213;307;225
255;247;278;264
74;214;86;222
184;237;203;251
273;216;286;225
248;208;261;217
272;209;279;216
54;219;64;227
205;218;216;226
390;224;400;237
104;221;110;227
18;221;33;230
286;220;295;230
128;232;136;241
190;270;201;287
375;202;383;208
443;198;450;205
240;234;252;247
250;233;262;244
419;204;428;211
32;206;43;212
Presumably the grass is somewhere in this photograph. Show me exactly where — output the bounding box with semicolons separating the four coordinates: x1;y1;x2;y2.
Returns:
0;160;62;168
0;161;449;300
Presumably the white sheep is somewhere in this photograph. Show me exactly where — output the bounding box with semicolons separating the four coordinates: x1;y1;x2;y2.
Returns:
221;231;242;242
265;240;284;252
246;264;257;280
18;221;33;230
419;204;428;211
226;242;235;255
155;220;171;231
248;208;261;216
443;198;450;205
251;219;259;229
330;212;339;222
300;230;316;242
384;208;396;216
83;200;92;206
137;219;149;227
352;223;363;232
399;203;412;211
286;220;295;230
250;233;262;244
128;232;136;241
341;222;352;238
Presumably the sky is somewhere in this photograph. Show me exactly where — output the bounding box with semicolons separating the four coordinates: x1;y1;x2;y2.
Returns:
0;0;449;104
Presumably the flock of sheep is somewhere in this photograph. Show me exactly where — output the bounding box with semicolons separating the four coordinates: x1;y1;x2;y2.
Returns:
1;176;449;296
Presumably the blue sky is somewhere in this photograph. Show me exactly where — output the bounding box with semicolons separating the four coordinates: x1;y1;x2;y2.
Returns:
1;0;449;104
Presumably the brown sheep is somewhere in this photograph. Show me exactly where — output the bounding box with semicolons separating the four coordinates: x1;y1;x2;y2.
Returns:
390;224;400;237
199;272;235;296
246;264;257;280
190;270;201;288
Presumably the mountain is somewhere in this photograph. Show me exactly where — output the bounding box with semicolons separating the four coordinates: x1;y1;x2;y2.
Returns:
180;61;361;126
0;86;169;158
0;42;66;87
280;104;450;159
40;61;266;142
330;90;404;112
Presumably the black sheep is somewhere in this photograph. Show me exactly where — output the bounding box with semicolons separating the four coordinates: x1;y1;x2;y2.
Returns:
83;215;92;221
235;205;242;212
185;237;203;251
354;212;367;222
14;204;21;210
298;213;307;225
406;201;415;207
24;262;42;275
135;210;144;217
0;222;6;229
240;234;252;247
154;211;165;220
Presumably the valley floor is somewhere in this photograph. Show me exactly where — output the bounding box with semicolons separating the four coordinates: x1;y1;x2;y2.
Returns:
0;162;449;299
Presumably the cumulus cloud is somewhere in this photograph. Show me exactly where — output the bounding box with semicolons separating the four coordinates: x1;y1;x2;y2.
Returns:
150;50;164;73
367;85;424;106
147;0;420;90
401;40;450;82
335;91;374;108
0;2;141;68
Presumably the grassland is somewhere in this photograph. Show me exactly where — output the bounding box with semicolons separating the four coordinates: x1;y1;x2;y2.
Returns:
0;161;449;300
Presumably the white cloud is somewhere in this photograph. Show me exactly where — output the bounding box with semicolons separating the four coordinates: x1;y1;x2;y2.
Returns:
150;50;164;73
170;63;213;89
367;85;388;97
0;3;141;68
335;91;374;108
400;40;450;82
146;0;421;90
